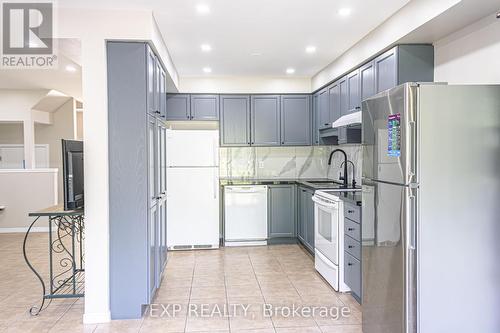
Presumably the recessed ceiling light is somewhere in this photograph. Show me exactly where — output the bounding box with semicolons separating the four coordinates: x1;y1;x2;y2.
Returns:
305;46;317;54
201;44;212;52
196;4;210;14
65;64;77;72
251;52;262;57
203;67;212;73
286;68;295;74
338;8;352;16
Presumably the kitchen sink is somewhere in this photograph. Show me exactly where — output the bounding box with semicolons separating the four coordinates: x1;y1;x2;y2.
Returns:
301;180;361;192
306;181;341;185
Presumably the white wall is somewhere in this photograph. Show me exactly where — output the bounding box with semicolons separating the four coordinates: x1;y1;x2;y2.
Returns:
0;90;49;122
0;89;51;167
434;13;500;84
178;76;311;93
0;169;57;231
0;123;24;144
35;99;76;204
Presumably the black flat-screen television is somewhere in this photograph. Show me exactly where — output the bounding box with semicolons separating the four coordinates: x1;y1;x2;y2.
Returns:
62;139;84;210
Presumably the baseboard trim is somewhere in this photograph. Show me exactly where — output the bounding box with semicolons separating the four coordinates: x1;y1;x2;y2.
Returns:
83;311;111;324
0;227;50;233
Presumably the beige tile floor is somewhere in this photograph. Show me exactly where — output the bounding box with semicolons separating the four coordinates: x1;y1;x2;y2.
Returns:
0;233;362;333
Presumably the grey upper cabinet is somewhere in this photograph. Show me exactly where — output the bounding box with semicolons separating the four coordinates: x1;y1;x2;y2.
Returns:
251;95;280;146
190;94;219;120
280;95;311;146
374;47;398;94
220;95;250;146
374;45;434;95
318;88;330;129
158;67;167;119
268;185;296;238
347;69;361;112
360;60;375;102
312;93;320;145
339;76;349;117
146;47;157;116
166;94;190;120
328;82;340;123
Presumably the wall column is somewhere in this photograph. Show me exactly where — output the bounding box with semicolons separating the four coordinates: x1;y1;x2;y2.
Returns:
81;37;111;324
22;120;35;168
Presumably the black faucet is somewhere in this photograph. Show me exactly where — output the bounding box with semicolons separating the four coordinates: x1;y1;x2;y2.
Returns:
328;149;348;188
341;160;357;188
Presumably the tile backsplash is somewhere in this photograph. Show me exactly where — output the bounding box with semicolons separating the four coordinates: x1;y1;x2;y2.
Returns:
220;145;362;183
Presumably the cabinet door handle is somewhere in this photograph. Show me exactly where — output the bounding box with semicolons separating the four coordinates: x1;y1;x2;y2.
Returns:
348;210;355;213
348;263;353;266
348;245;354;249
348;227;355;231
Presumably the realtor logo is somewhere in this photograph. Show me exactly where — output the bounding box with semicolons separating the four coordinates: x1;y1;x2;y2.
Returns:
1;2;57;68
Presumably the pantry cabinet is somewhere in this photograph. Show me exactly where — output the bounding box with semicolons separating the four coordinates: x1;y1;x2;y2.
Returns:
107;41;168;319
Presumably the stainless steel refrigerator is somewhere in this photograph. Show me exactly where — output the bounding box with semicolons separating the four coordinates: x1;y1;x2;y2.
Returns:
361;83;500;333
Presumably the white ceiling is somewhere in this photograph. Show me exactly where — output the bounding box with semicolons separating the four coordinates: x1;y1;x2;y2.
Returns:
59;0;411;77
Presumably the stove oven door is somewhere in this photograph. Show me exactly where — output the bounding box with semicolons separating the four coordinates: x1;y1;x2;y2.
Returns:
312;195;339;265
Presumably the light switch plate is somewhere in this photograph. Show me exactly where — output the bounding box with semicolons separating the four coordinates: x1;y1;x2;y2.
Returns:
258;161;264;169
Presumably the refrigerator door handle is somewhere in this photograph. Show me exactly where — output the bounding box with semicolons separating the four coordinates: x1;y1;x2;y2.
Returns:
407;189;417;250
213;169;218;199
409;120;417;182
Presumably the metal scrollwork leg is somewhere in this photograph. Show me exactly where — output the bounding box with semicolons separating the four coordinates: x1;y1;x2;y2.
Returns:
22;216;47;316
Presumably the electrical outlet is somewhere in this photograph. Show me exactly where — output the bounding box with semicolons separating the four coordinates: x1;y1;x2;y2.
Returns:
258;161;264;169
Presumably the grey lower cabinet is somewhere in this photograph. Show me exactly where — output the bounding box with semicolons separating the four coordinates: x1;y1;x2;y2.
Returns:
297;186;315;253
280;95;311;146
268;185;296;241
343;201;362;303
220;95;251;146
166;94;219;120
108;41;168;319
251;95;280;146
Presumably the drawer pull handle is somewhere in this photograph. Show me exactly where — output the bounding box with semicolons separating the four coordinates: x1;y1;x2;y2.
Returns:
348;263;353;266
348;210;355;213
348;228;355;231
348;245;354;249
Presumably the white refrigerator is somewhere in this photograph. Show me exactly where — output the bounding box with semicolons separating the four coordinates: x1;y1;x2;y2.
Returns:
166;129;220;249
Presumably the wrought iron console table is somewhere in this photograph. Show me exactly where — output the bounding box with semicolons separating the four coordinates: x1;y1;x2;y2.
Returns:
23;205;84;315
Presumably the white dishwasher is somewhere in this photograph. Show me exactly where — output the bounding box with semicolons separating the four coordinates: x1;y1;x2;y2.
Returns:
224;185;268;247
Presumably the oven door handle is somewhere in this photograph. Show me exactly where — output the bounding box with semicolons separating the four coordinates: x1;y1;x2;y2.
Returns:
312;195;338;208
